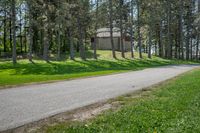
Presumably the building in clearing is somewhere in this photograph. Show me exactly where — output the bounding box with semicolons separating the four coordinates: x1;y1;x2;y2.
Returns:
92;28;132;51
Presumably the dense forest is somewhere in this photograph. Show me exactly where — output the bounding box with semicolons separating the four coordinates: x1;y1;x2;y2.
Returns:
0;0;200;64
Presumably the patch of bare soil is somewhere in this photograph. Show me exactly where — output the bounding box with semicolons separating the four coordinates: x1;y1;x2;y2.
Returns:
72;104;112;121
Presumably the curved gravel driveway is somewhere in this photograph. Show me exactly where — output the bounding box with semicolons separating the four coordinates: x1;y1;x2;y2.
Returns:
0;65;199;132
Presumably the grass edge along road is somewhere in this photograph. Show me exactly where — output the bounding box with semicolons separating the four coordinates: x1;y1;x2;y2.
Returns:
43;68;200;133
0;51;199;88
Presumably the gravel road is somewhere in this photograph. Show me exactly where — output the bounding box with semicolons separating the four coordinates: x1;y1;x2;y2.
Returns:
0;65;199;132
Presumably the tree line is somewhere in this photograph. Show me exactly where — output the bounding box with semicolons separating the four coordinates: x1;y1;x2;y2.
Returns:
0;0;200;64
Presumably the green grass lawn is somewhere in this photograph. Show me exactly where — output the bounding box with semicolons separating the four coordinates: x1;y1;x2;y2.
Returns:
0;50;198;88
44;68;200;133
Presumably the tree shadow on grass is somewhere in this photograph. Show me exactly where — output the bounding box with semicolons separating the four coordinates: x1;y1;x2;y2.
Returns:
1;58;175;76
49;51;101;61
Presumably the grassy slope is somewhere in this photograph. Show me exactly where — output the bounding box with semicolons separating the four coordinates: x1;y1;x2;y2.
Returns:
45;68;200;133
0;50;197;87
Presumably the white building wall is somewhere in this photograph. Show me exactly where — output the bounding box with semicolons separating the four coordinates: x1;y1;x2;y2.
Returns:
96;37;131;51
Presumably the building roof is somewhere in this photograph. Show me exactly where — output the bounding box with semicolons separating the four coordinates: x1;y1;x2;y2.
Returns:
97;28;121;38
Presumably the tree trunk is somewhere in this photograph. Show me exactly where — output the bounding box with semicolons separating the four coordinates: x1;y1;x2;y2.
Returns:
119;0;125;58
57;0;61;60
148;28;152;58
43;29;50;61
130;0;134;58
77;15;85;60
190;37;193;60
11;0;17;64
43;3;50;62
28;9;33;62
57;26;61;60
28;28;33;61
137;0;142;58
93;0;99;59
84;29;87;50
167;1;172;59
179;0;184;59
190;1;195;60
175;33;178;59
9;13;12;52
109;0;116;59
186;3;191;60
24;28;27;54
20;6;23;54
68;28;74;60
43;26;50;61
3;9;7;52
159;20;164;57
24;10;27;53
155;41;158;56
196;34;199;60
64;30;68;53
40;29;44;56
196;0;200;60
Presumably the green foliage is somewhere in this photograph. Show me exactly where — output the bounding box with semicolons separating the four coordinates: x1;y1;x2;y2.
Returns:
45;69;200;133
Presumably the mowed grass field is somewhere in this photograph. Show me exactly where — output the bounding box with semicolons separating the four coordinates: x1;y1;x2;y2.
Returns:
0;50;198;88
44;68;200;133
